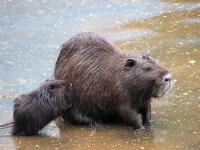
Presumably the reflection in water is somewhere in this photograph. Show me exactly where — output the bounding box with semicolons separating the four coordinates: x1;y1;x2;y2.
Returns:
0;0;200;150
12;123;156;150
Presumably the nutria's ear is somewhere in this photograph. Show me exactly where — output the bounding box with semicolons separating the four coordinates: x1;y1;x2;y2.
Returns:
147;50;151;56
49;84;55;90
125;59;136;67
141;54;150;60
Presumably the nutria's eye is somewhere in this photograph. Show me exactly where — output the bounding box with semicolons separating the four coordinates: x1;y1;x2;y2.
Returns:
141;55;146;59
125;59;136;68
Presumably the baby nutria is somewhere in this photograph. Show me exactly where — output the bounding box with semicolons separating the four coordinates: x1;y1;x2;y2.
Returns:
12;80;74;135
54;32;172;129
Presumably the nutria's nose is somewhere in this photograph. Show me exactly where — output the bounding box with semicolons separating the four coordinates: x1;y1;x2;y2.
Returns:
163;73;172;82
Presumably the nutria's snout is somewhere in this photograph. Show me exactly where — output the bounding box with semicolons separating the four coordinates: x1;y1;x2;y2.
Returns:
163;73;172;83
163;73;172;88
156;72;172;98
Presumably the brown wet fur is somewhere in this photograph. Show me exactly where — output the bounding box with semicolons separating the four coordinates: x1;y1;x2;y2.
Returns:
12;80;74;135
54;32;171;129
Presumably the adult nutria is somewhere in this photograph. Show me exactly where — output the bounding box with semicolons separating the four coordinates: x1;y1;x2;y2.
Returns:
54;32;172;129
12;80;74;135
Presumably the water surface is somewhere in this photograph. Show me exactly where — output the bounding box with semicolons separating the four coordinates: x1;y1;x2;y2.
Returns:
0;0;200;149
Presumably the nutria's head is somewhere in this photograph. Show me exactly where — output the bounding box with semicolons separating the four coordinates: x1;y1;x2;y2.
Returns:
124;54;172;98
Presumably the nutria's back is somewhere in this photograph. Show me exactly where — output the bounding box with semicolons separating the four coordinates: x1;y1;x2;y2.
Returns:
55;32;117;73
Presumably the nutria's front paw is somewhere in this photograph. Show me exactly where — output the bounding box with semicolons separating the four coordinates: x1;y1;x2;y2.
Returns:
140;126;145;130
135;126;145;133
144;121;151;128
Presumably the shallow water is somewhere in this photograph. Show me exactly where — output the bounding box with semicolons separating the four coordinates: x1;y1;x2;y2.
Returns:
0;0;200;150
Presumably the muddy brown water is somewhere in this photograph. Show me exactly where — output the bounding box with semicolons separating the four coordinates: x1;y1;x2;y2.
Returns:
0;0;200;150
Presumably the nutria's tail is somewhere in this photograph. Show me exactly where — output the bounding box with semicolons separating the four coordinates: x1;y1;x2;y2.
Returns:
0;121;14;129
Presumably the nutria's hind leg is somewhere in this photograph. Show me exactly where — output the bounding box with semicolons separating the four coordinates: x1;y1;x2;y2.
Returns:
117;105;144;130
